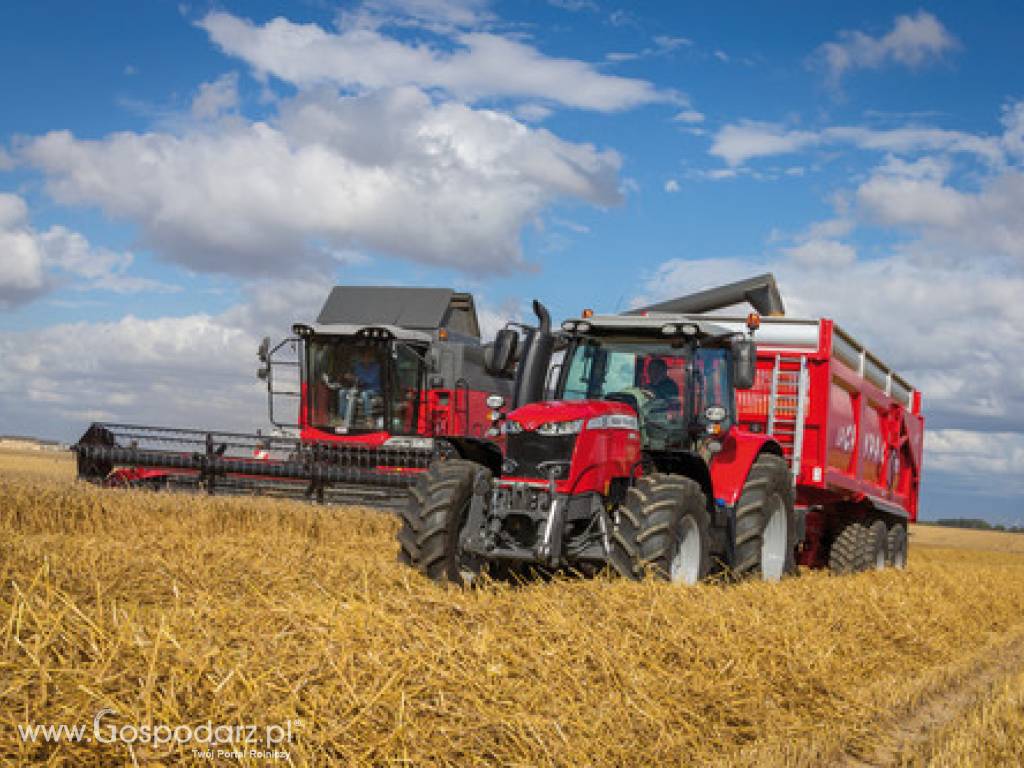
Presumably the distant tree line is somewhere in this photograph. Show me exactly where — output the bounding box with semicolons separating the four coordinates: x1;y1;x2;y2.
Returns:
919;518;1024;533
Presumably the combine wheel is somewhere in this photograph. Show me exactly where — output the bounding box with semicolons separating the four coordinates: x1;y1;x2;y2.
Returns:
866;520;888;571
828;521;868;574
887;523;908;569
397;460;485;585
733;453;796;581
609;475;710;585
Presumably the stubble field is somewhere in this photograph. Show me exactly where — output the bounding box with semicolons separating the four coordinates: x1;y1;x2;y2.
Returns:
2;448;1023;766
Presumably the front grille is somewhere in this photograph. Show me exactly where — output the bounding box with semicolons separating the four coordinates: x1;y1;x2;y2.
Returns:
504;431;577;478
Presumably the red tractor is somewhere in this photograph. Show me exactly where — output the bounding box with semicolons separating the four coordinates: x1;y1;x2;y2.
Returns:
398;276;923;583
398;299;796;583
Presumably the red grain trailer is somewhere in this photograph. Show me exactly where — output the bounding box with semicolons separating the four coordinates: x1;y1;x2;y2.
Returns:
726;315;924;569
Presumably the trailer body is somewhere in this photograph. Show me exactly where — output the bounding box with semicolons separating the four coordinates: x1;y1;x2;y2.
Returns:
696;315;924;567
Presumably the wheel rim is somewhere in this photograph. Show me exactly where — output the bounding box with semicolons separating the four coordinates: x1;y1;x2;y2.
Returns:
670;516;701;585
760;495;788;582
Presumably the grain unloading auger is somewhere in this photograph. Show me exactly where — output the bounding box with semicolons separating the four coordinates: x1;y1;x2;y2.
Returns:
73;285;542;507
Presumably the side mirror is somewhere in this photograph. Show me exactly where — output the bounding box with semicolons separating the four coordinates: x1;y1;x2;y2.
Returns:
732;339;757;389
257;365;270;381
257;336;270;363
484;328;518;376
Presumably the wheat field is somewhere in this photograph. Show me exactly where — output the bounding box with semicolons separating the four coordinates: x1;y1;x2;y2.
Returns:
2;448;1024;766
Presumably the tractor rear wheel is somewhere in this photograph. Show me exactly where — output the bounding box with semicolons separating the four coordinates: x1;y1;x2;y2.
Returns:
828;521;867;574
397;459;485;585
733;453;796;581
866;520;888;571
887;523;908;569
609;474;710;584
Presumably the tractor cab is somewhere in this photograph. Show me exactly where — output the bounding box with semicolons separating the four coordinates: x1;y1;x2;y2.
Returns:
555;315;754;456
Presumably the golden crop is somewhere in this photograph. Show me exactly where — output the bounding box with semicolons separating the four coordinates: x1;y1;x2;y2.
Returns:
2;449;1023;766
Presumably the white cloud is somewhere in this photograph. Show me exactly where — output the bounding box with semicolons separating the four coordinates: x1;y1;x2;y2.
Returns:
191;72;240;120
813;11;958;89
0;193;174;308
21;86;623;276
664;179;680;193
198;12;676;112
926;430;1024;489
709;115;1009;167
360;0;492;29
857;157;1024;261
781;238;856;268
710;122;820;166
0;147;14;171
673;109;704;124
514;103;553;122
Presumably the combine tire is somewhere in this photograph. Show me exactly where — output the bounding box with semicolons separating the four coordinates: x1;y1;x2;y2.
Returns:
887;523;908;569
397;460;484;585
733;453;796;581
866;520;888;570
609;475;710;584
828;521;867;574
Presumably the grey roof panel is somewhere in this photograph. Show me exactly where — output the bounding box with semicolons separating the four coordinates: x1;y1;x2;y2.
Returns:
317;286;455;330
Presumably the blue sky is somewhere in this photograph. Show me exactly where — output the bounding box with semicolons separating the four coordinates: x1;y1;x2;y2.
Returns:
1;1;1022;522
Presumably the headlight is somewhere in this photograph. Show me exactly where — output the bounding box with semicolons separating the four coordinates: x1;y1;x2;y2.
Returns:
502;420;523;434
586;414;639;430
536;419;584;436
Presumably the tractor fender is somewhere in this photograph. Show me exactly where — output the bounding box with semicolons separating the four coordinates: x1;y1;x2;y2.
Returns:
437;436;503;477
709;432;784;507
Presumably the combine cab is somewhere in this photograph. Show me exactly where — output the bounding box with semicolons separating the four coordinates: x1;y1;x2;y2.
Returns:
74;286;519;507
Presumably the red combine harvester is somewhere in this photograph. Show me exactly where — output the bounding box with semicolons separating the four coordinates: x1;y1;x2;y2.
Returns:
73;286;528;507
398;275;923;582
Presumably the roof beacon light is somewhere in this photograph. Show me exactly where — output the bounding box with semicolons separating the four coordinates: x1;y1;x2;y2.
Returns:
582;308;594;318
746;312;761;331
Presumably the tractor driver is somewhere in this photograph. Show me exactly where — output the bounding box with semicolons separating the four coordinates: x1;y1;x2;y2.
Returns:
644;358;679;402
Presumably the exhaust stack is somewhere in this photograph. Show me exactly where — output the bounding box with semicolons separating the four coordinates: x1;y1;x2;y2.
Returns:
512;300;555;408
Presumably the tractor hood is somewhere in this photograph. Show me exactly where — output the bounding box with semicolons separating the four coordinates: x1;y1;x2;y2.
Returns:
506;399;634;431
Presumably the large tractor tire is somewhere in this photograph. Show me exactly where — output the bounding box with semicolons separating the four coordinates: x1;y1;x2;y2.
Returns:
828;521;868;574
887;523;908;569
397;459;484;585
609;474;710;584
733;453;796;581
866;520;888;571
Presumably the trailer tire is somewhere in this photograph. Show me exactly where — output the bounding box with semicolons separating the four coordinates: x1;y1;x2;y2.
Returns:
397;459;485;585
609;474;710;584
828;521;867;574
866;520;887;570
887;523;908;569
733;453;796;581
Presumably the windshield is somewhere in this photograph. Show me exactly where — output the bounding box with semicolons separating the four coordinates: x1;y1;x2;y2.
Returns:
307;337;424;434
560;338;733;448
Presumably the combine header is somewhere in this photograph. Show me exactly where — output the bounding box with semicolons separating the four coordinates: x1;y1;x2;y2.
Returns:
74;286;532;506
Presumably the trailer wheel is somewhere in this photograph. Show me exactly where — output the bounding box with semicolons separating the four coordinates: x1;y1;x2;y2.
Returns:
609;474;710;585
733;453;796;581
866;520;887;571
828;522;867;574
887;523;908;569
397;459;485;585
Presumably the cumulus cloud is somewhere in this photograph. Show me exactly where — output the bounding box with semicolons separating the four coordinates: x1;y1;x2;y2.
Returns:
21;87;623;276
0;193;173;308
812;11;958;89
198;12;676;112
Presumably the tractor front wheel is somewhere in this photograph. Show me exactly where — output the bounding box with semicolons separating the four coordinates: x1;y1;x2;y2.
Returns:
733;453;796;581
397;459;485;585
609;474;710;584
